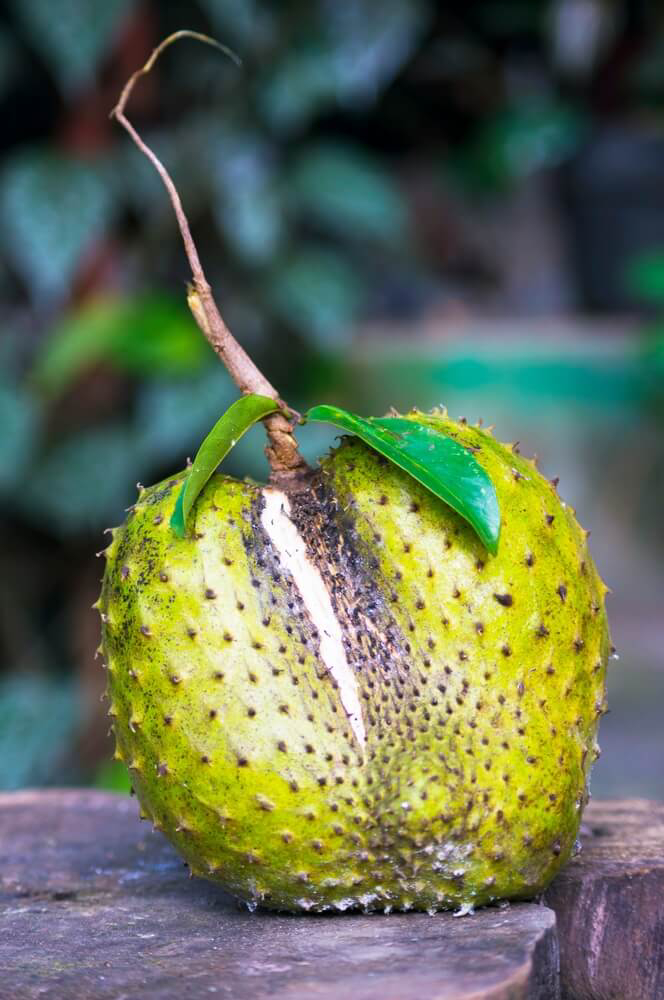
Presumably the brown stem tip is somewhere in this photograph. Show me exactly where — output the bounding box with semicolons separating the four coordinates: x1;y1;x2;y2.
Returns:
111;30;308;480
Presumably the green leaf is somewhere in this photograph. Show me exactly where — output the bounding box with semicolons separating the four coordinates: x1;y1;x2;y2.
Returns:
171;394;280;538
305;405;501;553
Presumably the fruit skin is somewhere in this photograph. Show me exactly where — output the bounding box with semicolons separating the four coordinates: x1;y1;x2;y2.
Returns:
99;410;610;913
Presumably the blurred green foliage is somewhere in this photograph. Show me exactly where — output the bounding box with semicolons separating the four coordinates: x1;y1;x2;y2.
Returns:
9;0;135;95
1;152;113;300
0;675;80;789
625;250;664;306
33;296;214;395
1;0;664;792
624;249;664;411
450;101;587;195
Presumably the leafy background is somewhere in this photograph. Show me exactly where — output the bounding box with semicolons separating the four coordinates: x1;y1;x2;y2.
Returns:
1;0;663;798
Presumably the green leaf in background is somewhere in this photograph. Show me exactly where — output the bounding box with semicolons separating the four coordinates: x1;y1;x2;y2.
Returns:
257;0;429;131
19;424;138;537
9;0;134;94
199;0;276;58
267;248;364;348
640;320;664;399
0;675;79;789
135;367;236;466
257;40;340;132
0;151;113;300
0;384;39;495
32;295;212;395
31;299;124;394
323;0;431;105
171;394;281;538
210;131;284;264
450;102;585;194
289;143;407;242
305;405;501;553
111;297;213;375
94;759;131;794
624;250;664;305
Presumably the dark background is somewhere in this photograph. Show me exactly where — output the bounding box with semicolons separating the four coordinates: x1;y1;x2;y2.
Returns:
1;0;663;797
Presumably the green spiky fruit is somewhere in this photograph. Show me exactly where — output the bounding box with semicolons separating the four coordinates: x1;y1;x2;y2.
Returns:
99;410;610;913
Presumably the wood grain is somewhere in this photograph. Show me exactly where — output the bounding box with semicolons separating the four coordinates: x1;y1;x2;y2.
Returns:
0;789;559;1000
544;798;664;1000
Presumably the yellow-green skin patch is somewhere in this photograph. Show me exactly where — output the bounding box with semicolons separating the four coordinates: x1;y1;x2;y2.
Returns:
100;411;610;913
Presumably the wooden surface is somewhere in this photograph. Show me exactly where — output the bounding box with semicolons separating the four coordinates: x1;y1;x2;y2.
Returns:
544;799;664;1000
0;792;661;1000
0;790;558;1000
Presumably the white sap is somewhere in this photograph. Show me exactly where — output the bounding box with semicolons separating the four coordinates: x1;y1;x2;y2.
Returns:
261;489;366;748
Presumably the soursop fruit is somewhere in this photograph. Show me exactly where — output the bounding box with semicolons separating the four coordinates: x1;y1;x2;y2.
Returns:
99;410;610;913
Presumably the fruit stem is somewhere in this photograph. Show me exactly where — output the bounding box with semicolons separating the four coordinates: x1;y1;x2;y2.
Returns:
110;30;308;481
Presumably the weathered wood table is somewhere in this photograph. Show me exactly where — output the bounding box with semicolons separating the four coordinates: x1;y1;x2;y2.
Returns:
0;791;661;1000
